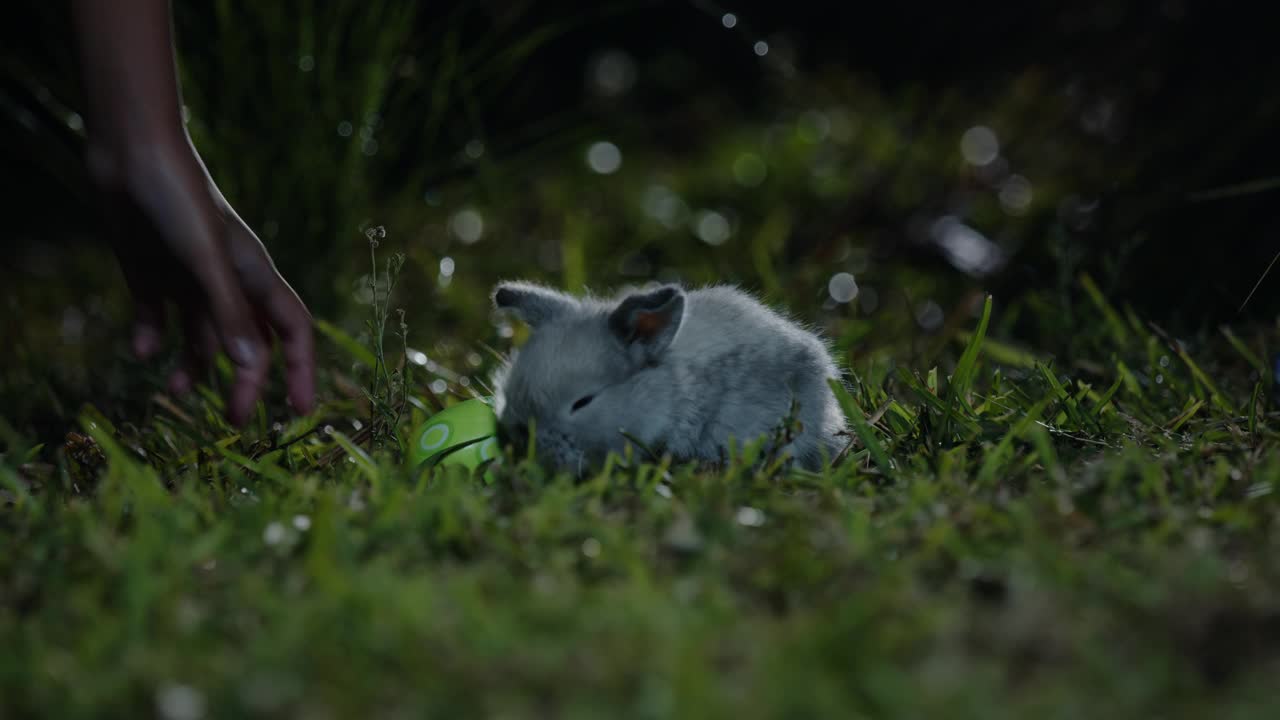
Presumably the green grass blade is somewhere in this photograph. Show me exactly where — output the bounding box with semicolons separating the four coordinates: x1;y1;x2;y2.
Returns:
829;379;894;478
315;318;378;369
1037;363;1089;431
951;294;992;401
1166;398;1204;432
1080;273;1128;345
1093;374;1124;419
977;400;1048;486
1249;381;1262;438
1175;347;1235;414
1220;326;1266;375
330;431;380;482
209;444;293;485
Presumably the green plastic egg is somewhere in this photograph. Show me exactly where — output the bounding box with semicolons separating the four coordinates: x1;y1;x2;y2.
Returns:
408;396;501;482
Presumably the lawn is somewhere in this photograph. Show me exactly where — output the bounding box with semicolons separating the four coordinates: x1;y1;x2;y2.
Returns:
4;3;1280;718
4;268;1279;718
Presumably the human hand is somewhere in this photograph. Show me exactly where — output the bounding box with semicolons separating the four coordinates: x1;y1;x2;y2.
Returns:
93;137;316;426
71;0;314;426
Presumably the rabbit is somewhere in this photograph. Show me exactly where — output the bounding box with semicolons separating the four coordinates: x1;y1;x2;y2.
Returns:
489;280;849;475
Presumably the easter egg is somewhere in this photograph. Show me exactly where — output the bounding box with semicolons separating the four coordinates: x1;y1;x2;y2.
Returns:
408;396;501;482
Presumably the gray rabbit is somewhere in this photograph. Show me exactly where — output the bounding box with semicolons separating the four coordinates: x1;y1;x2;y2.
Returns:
489;280;849;475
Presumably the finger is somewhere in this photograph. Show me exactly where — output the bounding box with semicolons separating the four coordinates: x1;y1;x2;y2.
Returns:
195;247;270;427
262;280;316;415
226;326;270;427
228;227;317;415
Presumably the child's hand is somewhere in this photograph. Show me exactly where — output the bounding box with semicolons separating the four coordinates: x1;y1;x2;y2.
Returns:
72;0;315;426
95;139;316;426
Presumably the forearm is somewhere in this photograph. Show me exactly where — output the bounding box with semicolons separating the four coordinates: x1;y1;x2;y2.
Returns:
71;0;229;267
71;0;192;186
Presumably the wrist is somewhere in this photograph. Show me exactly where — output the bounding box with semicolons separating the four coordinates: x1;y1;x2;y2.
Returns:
84;124;192;196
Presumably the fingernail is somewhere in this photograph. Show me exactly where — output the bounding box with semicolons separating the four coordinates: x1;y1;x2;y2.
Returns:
230;337;258;366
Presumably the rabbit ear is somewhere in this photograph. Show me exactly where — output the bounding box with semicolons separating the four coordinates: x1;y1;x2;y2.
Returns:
492;281;577;326
608;285;685;362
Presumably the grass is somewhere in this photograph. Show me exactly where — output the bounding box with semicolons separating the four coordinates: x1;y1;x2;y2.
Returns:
4;267;1280;719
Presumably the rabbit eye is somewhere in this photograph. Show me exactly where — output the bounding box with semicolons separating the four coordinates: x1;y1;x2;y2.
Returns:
571;395;595;413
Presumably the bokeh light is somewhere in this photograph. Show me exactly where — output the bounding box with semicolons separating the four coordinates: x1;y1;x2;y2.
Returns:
999;174;1033;214
586;141;622;174
916;301;944;330
694;210;731;245
449;208;484;244
930;216;1005;277
156;684;205;720
827;272;858;303
643;185;689;229
960;126;999;166
589;50;636;97
736;506;765;527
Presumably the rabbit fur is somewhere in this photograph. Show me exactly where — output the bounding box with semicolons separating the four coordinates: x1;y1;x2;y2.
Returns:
489;280;848;475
